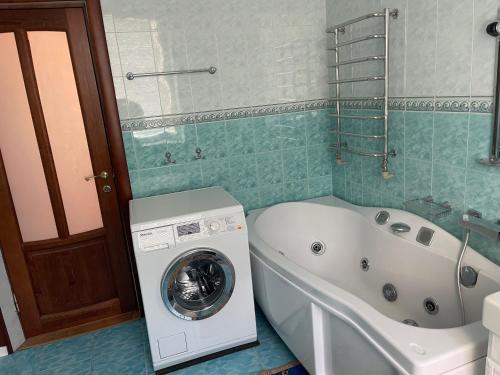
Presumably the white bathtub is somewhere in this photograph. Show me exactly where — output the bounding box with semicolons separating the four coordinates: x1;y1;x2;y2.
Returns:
247;196;500;375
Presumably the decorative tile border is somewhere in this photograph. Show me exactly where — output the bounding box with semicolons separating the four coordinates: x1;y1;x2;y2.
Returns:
121;99;330;130
121;96;494;131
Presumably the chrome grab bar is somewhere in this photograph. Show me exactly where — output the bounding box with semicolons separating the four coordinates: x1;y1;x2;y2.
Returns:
126;66;217;80
329;34;386;49
329;76;385;84
328;56;385;68
390;223;411;233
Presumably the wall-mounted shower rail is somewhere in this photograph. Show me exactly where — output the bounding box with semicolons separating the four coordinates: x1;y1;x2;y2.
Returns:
328;8;397;179
126;66;217;80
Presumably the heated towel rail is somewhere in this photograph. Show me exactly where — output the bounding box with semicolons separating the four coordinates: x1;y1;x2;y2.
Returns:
327;8;398;179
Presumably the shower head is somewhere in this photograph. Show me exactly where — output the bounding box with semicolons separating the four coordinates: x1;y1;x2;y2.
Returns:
487;21;500;37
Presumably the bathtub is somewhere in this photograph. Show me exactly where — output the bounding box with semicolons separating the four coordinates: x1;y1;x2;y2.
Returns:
247;196;500;375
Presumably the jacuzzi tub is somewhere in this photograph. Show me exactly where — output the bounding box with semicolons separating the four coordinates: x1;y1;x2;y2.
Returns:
247;196;500;375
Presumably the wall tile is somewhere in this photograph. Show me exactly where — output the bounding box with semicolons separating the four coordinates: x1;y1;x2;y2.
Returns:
435;0;473;96
122;131;137;171
307;146;333;177
165;124;198;164
465;169;500;221
132;128;166;169
405;158;432;200
196;121;227;160
105;33;122;77
256;151;284;186
229;155;259;191
467;113;499;174
253;116;282;153
116;32;155;75
113;77;129;119
471;0;498;96
305;110;332;145
431;164;466;210
259;184;285;207
404;112;433;161
283;179;309;201
200;159;232;190
432;112;469;168
332;165;347;199
280;113;307;149
225;119;256;156
308;176;333;198
405;0;437;96
124;76;162;118
283;147;308;181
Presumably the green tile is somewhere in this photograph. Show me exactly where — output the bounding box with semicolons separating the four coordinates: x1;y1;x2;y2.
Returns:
404;111;433;161
280;113;306;149
307;146;333;178
231;189;260;211
165;124;198;164
256;151;283;186
465;169;500;221
282;147;307;181
122;131;137;171
305;110;331;145
350;183;362;205
133;128;166;169
308;176;332;198
433;112;469;168
404;158;432;200
196;121;228;160
362;185;380;207
137;166;173;197
388;111;404;156
283;179;308;201
431;163;466;211
168;163;203;192
225;118;255;155
467;113;500;175
200;159;232;191
332;165;347;199
228;155;258;191
258;184;284;207
253;115;282;152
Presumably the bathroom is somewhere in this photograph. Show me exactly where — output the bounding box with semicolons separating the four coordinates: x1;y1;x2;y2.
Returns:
0;0;500;374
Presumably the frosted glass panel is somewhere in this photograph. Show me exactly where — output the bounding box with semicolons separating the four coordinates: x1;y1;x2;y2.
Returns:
0;32;58;242
29;31;103;235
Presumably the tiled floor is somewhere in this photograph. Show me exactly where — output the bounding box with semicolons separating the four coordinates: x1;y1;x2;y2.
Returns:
0;306;297;374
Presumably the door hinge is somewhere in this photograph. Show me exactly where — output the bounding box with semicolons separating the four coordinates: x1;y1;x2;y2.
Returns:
13;293;19;314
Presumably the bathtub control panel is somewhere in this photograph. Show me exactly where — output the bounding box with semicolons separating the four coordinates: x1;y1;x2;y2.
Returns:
416;227;435;246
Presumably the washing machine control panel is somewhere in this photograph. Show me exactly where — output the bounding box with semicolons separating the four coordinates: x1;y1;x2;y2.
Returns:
174;214;244;243
137;225;175;252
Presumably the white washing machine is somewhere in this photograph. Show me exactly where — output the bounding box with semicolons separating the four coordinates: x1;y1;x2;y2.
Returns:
130;187;257;373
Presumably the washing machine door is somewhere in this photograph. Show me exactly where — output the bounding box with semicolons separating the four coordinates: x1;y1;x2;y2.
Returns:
161;248;235;320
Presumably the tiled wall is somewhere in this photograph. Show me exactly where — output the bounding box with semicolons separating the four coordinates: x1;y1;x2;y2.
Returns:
326;0;498;98
123;108;334;210
101;0;328;119
326;0;500;264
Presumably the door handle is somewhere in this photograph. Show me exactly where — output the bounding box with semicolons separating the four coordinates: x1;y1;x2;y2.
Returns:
84;171;109;181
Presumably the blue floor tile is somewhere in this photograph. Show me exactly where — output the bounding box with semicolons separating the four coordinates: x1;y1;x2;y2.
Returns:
0;304;301;375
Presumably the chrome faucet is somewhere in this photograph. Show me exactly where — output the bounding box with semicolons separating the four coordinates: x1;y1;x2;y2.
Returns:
460;212;500;242
390;222;411;233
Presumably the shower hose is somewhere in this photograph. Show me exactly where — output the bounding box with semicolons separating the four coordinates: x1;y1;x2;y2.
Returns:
457;229;471;326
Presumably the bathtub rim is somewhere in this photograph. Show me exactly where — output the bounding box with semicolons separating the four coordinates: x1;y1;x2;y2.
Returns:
247;196;491;375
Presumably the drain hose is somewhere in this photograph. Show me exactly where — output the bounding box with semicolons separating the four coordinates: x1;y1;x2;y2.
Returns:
457;229;471;326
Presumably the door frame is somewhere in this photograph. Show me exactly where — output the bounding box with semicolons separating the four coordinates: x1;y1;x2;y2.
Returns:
0;0;139;336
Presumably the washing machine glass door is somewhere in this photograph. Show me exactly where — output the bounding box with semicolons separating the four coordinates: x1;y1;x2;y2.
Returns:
161;248;235;320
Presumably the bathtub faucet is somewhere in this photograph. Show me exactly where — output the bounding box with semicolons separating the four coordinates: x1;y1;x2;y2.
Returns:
390;222;411;233
460;212;500;242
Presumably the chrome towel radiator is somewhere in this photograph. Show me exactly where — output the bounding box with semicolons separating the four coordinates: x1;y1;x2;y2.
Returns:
327;9;398;179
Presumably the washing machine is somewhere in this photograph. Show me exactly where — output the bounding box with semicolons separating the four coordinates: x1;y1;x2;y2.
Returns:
130;187;257;373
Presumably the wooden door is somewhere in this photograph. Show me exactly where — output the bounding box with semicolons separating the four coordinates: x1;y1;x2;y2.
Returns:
0;7;137;337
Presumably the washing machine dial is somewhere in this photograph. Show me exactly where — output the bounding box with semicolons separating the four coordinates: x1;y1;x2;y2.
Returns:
208;221;220;232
